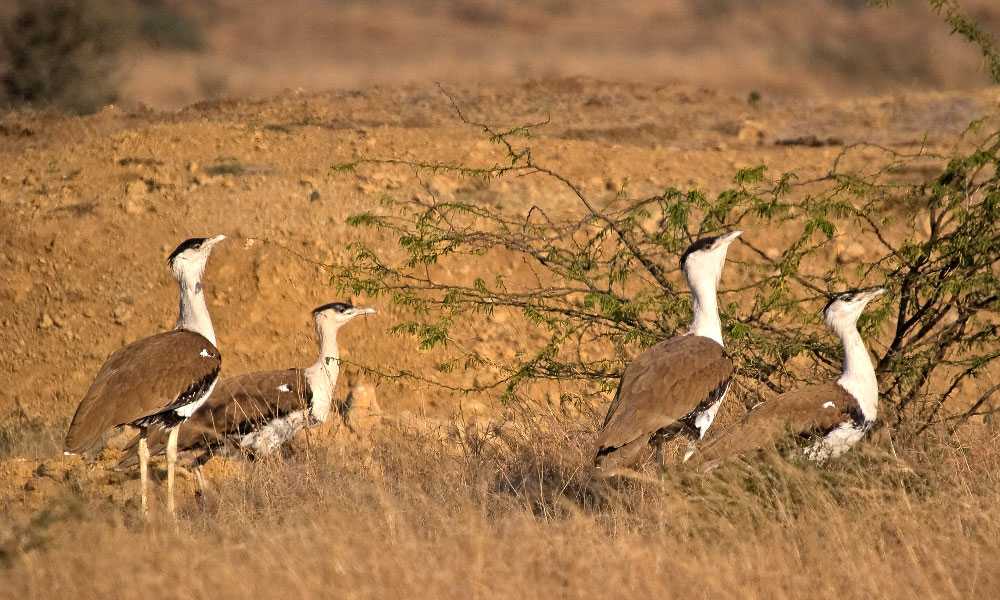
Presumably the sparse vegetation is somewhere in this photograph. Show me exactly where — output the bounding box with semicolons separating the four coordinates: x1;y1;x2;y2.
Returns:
0;0;133;114
0;0;205;113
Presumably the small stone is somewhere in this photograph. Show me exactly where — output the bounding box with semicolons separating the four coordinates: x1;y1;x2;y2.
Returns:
123;198;143;215
124;179;147;198
921;215;933;237
112;304;133;325
38;313;54;329
345;382;380;416
308;190;321;202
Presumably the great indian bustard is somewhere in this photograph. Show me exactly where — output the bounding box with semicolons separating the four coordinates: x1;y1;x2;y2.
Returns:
64;235;226;519
593;231;741;476
697;287;885;465
118;302;375;488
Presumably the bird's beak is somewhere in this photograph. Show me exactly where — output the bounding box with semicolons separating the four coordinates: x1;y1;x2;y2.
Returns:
718;230;743;246
350;307;376;318
861;287;886;302
204;234;227;249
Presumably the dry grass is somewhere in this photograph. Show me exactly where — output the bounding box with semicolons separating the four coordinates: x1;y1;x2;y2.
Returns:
3;418;1000;599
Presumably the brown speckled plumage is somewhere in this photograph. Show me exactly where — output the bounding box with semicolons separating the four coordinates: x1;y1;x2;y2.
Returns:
64;330;221;455
594;334;732;472
697;383;862;462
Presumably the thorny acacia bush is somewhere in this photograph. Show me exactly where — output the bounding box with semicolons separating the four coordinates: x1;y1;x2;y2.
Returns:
330;93;1000;440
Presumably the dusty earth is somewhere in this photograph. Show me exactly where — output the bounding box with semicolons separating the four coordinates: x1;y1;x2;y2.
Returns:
1;79;999;534
113;0;1000;106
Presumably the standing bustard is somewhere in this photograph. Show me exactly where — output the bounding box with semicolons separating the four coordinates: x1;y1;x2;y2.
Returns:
118;302;375;488
594;231;741;476
64;235;226;519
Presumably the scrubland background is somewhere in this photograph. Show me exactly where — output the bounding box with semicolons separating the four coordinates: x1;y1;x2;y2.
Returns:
2;1;1000;598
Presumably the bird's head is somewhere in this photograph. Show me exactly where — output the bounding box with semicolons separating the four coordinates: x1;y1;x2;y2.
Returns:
167;235;226;282
680;230;742;290
823;287;885;330
312;301;377;332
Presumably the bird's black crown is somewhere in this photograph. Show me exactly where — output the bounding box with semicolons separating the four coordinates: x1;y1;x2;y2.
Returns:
167;237;208;263
823;293;851;314
822;289;872;314
313;301;354;316
680;235;720;267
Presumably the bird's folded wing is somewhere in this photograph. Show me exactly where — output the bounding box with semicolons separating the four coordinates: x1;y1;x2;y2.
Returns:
65;330;221;454
697;382;860;462
596;335;732;454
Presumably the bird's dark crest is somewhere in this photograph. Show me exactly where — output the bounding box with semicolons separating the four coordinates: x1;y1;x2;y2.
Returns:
823;291;860;315
167;237;208;263
680;235;720;267
313;301;354;316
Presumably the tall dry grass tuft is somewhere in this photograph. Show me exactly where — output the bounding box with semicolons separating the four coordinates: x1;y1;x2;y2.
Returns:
3;419;1000;599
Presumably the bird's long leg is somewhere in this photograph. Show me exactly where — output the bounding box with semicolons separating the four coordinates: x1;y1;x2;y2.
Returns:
654;435;665;471
138;431;150;521
192;452;210;504
166;425;180;519
194;465;208;500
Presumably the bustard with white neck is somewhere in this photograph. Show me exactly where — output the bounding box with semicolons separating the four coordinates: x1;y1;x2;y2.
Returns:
64;235;226;520
697;287;886;465
594;231;741;475
119;302;376;484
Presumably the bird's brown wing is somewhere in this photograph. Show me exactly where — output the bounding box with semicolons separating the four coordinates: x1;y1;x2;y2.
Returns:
697;382;860;462
181;369;311;446
65;330;221;455
595;335;732;462
117;368;311;466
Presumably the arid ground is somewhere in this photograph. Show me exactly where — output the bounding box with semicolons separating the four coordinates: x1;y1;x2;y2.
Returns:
2;78;999;599
3;1;1000;598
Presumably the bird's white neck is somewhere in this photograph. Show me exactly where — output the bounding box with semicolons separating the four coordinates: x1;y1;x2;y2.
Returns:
687;271;723;346
833;322;878;420
175;273;217;346
305;324;341;423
